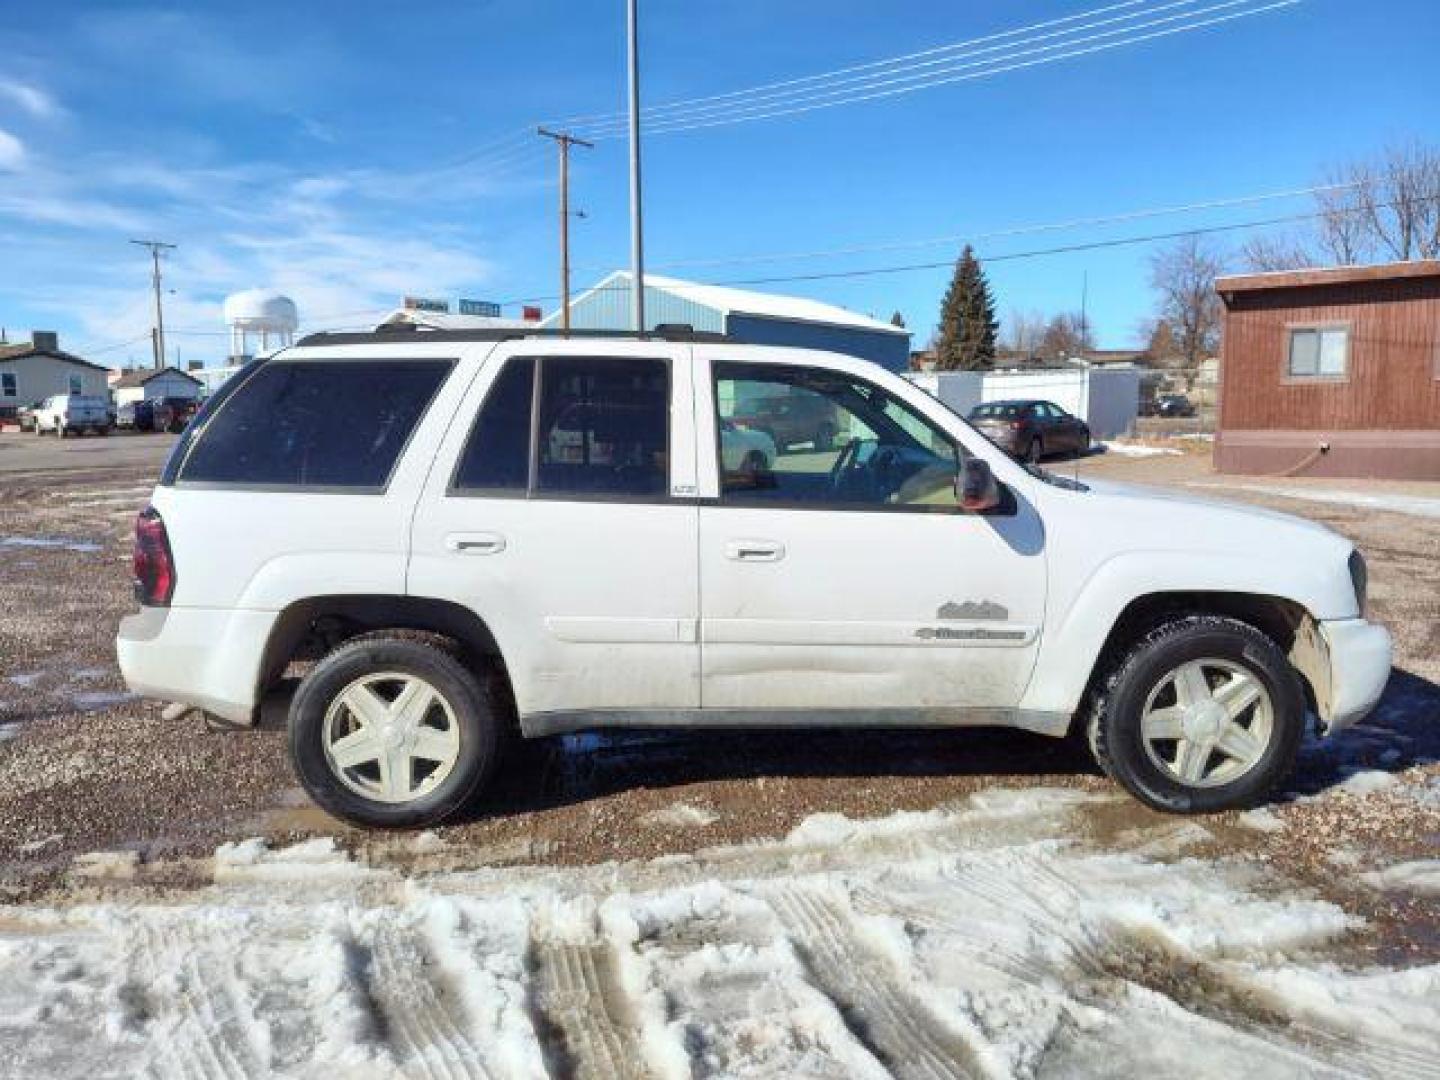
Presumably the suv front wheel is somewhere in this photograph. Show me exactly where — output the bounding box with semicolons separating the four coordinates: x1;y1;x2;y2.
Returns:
1087;616;1305;813
288;635;501;828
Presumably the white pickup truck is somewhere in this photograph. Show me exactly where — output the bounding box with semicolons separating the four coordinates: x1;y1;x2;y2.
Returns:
116;330;1391;827
33;393;111;436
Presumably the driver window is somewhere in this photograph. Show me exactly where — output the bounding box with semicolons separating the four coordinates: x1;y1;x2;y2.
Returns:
714;362;962;509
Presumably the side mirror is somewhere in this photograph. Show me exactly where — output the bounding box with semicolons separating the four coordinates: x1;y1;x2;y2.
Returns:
957;457;1001;512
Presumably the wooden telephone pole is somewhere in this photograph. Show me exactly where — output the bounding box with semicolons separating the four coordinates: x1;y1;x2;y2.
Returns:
536;128;593;333
130;238;176;370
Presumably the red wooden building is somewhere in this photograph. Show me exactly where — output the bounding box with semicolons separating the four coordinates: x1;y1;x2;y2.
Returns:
1214;260;1440;479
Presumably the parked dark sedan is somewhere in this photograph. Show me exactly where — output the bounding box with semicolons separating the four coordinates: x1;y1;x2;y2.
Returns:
116;399;155;432
1155;393;1197;418
967;399;1090;463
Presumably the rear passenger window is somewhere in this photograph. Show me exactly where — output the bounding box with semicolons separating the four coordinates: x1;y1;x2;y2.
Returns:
453;357;534;492
177;360;452;489
536;356;668;497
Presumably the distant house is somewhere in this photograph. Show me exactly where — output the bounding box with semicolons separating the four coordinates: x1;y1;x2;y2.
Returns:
1214;259;1440;479
554;272;912;372
0;331;111;419
111;366;204;406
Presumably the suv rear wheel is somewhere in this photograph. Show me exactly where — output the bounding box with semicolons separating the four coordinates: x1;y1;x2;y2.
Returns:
1087;616;1305;813
288;635;501;828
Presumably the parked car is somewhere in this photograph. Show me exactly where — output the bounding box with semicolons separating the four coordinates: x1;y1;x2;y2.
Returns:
117;331;1390;828
15;401;43;431
152;396;199;433
116;399;156;432
1155;394;1197;418
719;418;777;479
731;390;839;452
32;393;110;437
967;399;1090;463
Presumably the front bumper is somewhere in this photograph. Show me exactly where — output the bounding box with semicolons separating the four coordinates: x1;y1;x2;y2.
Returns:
1318;617;1392;733
116;605;278;725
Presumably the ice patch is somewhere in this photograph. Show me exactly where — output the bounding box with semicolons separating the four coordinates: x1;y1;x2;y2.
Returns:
71;690;136;711
0;535;103;553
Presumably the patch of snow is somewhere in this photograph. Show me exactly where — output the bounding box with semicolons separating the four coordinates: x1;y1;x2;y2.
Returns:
1102;440;1182;457
0;535;103;553
641;802;719;829
1362;860;1440;895
2;790;1437;1078
0;723;20;742
19;834;62;855
70;850;140;880
1236;806;1286;833
1200;484;1440;520
5;671;43;688
1335;769;1399;795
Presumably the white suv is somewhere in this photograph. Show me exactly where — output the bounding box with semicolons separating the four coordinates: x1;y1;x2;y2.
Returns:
116;330;1392;827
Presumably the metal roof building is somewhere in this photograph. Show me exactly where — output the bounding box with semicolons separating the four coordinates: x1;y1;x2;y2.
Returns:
548;271;911;371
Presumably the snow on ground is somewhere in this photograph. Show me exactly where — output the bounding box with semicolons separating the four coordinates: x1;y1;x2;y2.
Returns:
1101;441;1182;458
2;788;1437;1079
0;535;103;553
1198;484;1440;521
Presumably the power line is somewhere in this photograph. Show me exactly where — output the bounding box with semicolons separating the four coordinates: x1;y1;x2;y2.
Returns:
608;182;1362;273
555;0;1158;128
496;193;1438;307
560;0;1299;138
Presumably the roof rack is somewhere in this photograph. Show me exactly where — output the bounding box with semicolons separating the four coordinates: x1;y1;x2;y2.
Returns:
295;323;729;347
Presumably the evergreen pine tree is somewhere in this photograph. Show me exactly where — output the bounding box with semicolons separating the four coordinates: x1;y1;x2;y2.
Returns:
935;245;998;370
890;310;906;328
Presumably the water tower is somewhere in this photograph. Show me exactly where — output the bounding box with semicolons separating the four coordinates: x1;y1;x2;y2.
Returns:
223;289;298;361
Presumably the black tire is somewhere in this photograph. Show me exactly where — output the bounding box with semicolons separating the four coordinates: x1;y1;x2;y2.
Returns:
1086;616;1305;813
288;635;501;828
1025;437;1043;464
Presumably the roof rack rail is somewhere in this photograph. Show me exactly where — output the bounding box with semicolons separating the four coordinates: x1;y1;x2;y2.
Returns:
295;324;730;347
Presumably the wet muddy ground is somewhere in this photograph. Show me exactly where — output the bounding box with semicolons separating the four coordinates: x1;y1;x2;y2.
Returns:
1;434;1436;965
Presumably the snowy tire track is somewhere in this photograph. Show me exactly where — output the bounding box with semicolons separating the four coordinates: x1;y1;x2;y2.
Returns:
528;909;653;1080
766;885;996;1080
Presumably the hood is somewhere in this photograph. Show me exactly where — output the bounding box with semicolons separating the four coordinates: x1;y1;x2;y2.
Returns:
1053;476;1353;561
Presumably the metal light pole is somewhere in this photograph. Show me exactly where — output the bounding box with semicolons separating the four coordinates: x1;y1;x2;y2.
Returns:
130;239;176;370
626;0;646;332
537;128;593;334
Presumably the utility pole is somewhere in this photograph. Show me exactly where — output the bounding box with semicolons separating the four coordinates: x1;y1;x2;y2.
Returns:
626;0;646;332
130;239;176;370
537;128;593;334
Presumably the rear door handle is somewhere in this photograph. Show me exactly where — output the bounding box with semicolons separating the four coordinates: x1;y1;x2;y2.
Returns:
446;532;506;555
724;539;785;562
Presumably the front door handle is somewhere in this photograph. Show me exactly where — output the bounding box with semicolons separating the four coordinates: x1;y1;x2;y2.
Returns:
446;532;506;555
724;539;785;562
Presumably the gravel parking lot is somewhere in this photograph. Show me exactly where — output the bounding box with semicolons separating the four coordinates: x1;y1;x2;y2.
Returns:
1;432;1436;925
2;431;1438;1077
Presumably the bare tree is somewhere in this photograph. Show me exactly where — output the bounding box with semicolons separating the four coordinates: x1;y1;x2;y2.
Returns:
1240;233;1316;273
1147;234;1226;382
1239;141;1440;271
1002;308;1048;358
1038;312;1093;361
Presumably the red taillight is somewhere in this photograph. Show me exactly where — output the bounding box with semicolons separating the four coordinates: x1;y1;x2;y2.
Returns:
133;507;176;606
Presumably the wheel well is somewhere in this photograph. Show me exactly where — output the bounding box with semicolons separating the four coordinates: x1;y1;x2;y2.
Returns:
1082;591;1317;717
258;595;508;699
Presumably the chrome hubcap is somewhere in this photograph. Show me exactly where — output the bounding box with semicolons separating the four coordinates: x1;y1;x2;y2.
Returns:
322;672;461;804
1140;658;1273;789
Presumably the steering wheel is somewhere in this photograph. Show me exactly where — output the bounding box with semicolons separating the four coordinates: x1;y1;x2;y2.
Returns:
829;437;882;498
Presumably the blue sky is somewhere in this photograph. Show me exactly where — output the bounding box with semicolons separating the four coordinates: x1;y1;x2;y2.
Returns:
0;0;1436;369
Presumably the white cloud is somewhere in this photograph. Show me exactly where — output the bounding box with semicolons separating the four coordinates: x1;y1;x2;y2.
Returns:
0;79;61;120
0;128;25;170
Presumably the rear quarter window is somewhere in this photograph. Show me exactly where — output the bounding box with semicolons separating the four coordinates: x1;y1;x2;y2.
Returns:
174;359;453;490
